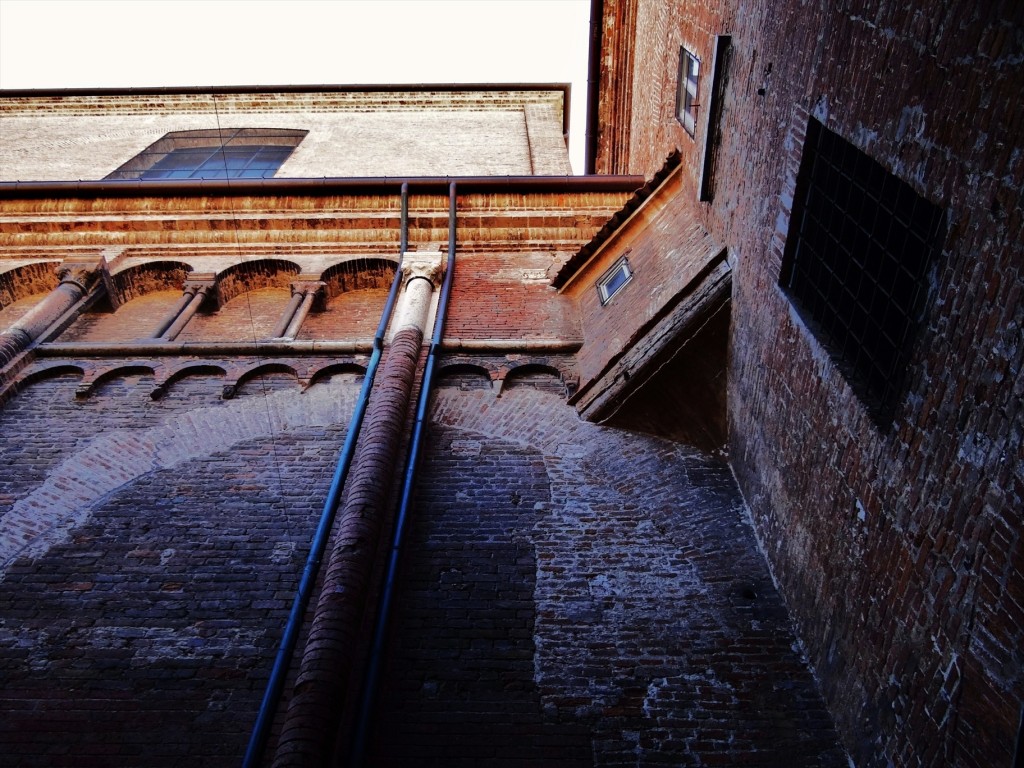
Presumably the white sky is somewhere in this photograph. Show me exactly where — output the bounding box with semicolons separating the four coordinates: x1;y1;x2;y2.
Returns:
0;0;591;173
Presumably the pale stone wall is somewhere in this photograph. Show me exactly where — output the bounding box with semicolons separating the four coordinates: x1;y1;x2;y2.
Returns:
0;89;572;180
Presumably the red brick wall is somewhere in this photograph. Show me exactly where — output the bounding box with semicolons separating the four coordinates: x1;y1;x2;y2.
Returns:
62;289;182;342
598;1;1023;766
298;287;386;341
181;287;289;342
445;248;582;342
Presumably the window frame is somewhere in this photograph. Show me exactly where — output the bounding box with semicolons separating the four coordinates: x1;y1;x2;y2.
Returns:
676;48;701;138
779;117;945;425
596;256;634;306
105;128;308;181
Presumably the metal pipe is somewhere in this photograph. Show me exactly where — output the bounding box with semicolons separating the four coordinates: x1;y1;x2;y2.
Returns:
349;181;458;766
270;290;304;339
0;174;643;199
243;182;410;768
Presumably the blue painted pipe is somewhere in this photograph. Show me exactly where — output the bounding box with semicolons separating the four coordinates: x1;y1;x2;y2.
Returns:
243;183;409;768
348;182;458;766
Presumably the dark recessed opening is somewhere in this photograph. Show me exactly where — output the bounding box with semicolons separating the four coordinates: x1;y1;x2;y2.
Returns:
779;118;944;426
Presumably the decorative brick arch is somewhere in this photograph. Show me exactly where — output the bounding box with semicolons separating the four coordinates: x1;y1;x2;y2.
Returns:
500;362;569;397
307;362;367;389
0;377;361;571
12;363;86;391
223;362;300;399
215;259;303;306
109;260;194;306
0;262;62;310
319;257;397;298
152;364;227;400
435;362;493;390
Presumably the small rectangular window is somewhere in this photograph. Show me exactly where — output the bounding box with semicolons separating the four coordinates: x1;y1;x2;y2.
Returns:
597;257;633;305
676;48;700;137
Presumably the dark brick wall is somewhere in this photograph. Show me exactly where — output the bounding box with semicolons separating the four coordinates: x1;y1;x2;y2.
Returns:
365;386;846;766
597;1;1023;766
0;370;361;766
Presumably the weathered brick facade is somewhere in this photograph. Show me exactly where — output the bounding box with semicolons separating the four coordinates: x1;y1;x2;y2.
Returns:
594;2;1022;767
0;5;1019;765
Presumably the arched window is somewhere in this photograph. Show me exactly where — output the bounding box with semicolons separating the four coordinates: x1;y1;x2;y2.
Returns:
106;128;307;180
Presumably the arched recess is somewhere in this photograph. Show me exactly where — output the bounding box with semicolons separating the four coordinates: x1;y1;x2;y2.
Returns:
180;259;301;342
501;363;568;397
0;262;61;330
299;258;397;341
62;261;195;343
13;363;85;391
110;261;195;305
307;362;367;390
225;362;301;399
152;364;228;400
86;365;158;398
436;363;493;391
216;259;302;305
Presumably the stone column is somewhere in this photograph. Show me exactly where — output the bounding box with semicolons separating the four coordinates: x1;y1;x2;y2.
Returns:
279;281;325;340
0;258;102;370
157;279;215;342
273;252;443;768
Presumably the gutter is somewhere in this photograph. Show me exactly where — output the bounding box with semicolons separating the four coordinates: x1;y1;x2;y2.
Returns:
0;175;642;199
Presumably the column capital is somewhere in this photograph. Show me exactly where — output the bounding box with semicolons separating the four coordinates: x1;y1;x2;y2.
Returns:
401;251;444;288
290;280;326;297
56;256;104;292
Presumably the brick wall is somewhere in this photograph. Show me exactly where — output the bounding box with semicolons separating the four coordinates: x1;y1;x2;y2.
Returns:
597;1;1023;766
364;385;845;766
0;369;361;766
61;290;181;342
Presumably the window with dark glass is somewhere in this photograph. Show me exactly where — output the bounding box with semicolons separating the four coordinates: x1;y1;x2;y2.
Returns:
676;48;700;137
597;256;633;305
779;117;945;424
106;128;307;180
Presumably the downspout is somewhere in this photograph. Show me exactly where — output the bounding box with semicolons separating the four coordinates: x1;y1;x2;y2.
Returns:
242;182;409;768
348;181;458;767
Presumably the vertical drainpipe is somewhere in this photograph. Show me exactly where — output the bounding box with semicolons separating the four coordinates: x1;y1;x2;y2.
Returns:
271;242;445;768
243;185;410;768
348;182;457;766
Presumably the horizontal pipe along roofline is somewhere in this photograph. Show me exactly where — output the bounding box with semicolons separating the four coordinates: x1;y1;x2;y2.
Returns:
0;175;644;199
